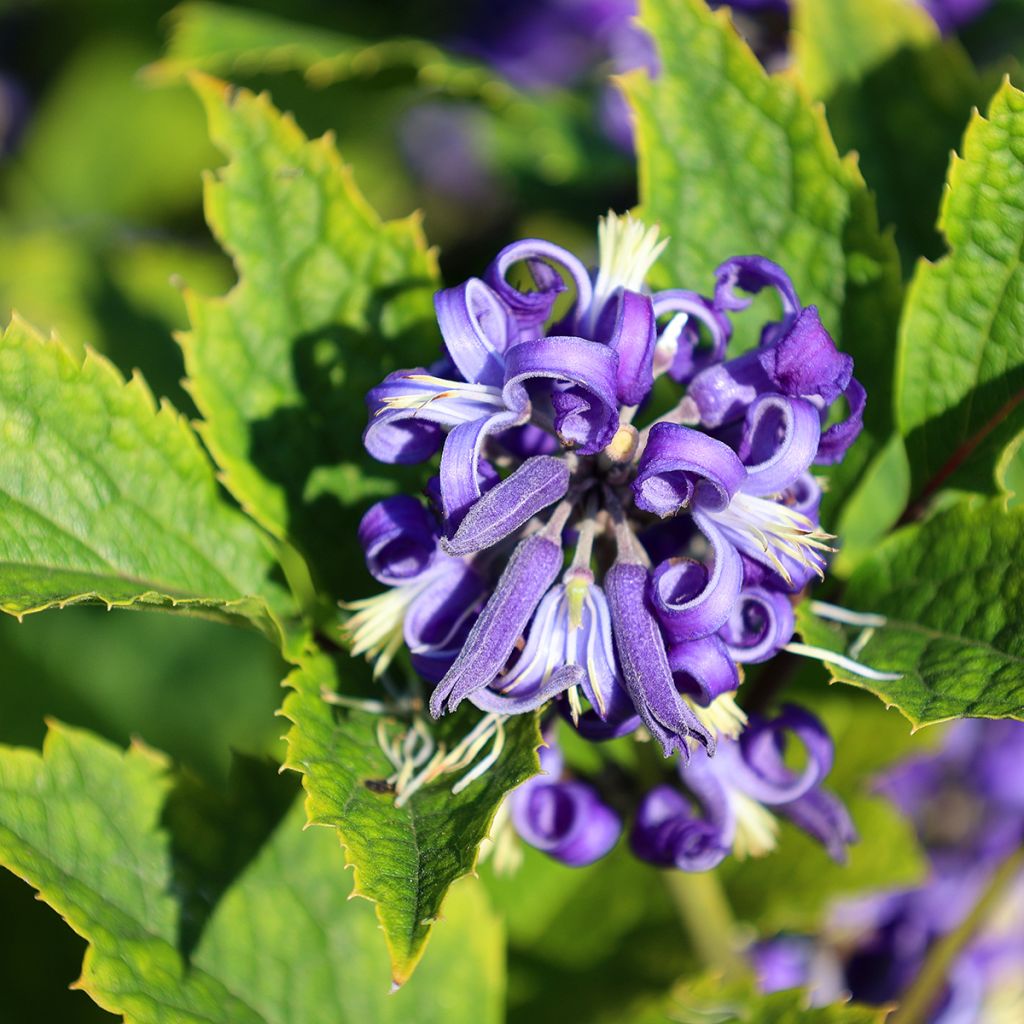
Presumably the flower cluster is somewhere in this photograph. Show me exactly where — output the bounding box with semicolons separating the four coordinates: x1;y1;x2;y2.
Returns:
754;720;1024;1019
349;212;867;868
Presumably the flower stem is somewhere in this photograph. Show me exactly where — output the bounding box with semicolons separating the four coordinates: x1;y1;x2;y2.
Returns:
890;844;1024;1024
663;869;748;980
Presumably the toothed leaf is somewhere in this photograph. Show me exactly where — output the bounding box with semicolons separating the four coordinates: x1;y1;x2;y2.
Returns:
0;316;295;646
181;75;439;599
795;499;1024;727
0;723;503;1023
897;81;1024;501
280;649;541;985
793;0;935;102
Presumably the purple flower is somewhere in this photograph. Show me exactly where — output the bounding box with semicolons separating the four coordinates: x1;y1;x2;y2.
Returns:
510;741;622;866
632;706;856;870
352;213;869;783
755;720;1024;1014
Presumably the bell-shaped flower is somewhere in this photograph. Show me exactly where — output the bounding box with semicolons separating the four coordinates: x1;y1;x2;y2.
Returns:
631;706;855;871
635;394;832;608
345;496;485;678
471;567;626;718
510;742;622;867
681;255;865;463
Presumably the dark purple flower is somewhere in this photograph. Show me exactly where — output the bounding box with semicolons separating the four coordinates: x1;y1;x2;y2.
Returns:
351;213;873;807
510;741;622;866
632;706;855;870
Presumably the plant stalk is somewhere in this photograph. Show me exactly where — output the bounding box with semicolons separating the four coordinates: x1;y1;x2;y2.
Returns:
663;869;747;980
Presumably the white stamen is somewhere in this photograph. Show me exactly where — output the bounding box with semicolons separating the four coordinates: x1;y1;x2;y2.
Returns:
809;601;888;628
784;642;903;682
685;691;748;739
378;375;506;420
591;211;668;327
341;585;422;677
730;789;780;859
710;492;834;585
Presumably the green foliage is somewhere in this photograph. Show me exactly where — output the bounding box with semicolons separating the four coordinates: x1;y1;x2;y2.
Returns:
180;74;438;600
627;0;851;330
486;845;698;1024
280;650;541;985
798;500;1024;726
896;80;1024;500
793;0;936;101
662;975;886;1024
149;2;592;187
0;721;504;1023
0;317;294;645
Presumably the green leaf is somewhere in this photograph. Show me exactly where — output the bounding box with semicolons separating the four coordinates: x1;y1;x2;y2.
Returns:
180;74;439;600
793;0;936;102
148;3;592;187
0;722;504;1023
797;499;1024;727
280;649;541;985
896;80;1024;502
996;424;1024;506
0;316;295;648
627;0;852;331
660;975;886;1024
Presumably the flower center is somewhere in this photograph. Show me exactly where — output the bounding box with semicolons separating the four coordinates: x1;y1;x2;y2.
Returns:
590;211;667;324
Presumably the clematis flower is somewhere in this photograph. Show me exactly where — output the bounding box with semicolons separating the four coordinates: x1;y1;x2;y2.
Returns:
631;706;856;870
509;740;622;867
351;211;879;782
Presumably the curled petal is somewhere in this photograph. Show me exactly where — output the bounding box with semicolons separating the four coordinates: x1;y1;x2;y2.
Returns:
435;277;514;387
358;496;437;585
786;472;823;522
511;778;622;867
438;404;531;527
815;377;866;465
649;522;743;642
503;336;620;454
607;290;656;406
732;705;835;805
484;238;593;340
681;349;768;429
634;422;746;516
404;559;485;654
565;693;641;741
443;455;570;556
632;782;731;872
738;394;822;496
719;586;795;663
777;786;858;864
472;664;584;714
429;534;563;717
653;289;732;383
363;369;445;464
605;561;714;758
761;306;852;404
714;255;801;329
667;635;740;705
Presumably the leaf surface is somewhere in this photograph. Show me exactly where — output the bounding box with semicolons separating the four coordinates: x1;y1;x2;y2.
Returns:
796;500;1024;726
181;75;439;598
0;316;293;645
280;649;541;985
0;722;503;1023
896;80;1024;501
